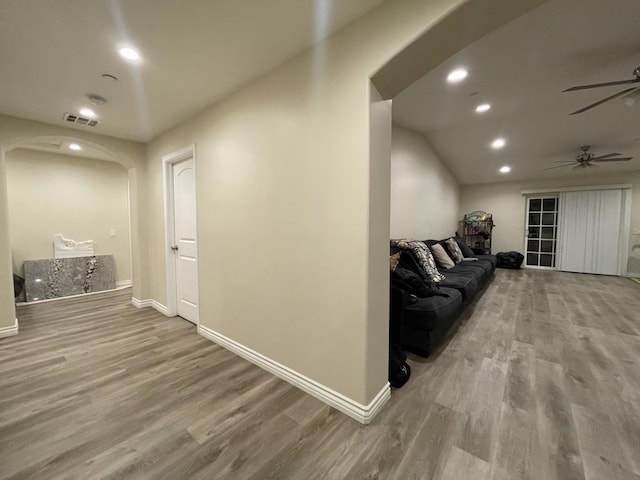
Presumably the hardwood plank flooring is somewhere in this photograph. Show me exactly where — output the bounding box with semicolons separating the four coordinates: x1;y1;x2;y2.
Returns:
1;270;639;479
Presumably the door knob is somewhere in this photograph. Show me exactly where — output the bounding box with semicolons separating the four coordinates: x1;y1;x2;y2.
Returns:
170;245;179;251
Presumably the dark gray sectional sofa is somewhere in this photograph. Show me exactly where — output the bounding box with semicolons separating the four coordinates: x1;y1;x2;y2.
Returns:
390;238;496;357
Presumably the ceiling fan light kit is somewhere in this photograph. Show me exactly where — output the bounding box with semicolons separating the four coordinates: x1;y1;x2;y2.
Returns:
623;89;640;107
543;146;633;171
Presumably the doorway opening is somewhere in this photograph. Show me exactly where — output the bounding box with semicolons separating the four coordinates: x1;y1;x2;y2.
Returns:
524;195;559;269
3;136;135;306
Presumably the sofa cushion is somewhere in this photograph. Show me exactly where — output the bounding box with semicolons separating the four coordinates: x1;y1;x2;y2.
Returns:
430;243;455;269
392;266;433;297
454;237;477;258
437;271;480;300
449;262;488;280
403;287;463;331
425;238;465;265
398;251;427;277
444;238;464;263
476;254;497;269
390;239;446;283
454;259;494;276
476;259;495;274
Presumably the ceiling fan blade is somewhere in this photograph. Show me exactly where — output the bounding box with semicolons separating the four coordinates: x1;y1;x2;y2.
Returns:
563;79;640;92
569;87;637;115
573;163;596;169
589;153;622;160
543;164;575;171
592;157;633;162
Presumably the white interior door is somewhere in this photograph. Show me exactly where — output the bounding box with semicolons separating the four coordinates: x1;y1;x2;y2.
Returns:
172;158;198;323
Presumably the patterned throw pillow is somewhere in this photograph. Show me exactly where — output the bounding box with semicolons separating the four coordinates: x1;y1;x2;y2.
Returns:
390;239;446;283
444;238;464;263
454;237;476;258
390;253;401;272
430;243;455;269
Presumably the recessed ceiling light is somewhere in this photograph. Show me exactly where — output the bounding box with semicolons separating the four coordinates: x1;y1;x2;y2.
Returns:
491;138;506;149
475;103;491;113
79;108;96;118
119;46;141;61
447;68;468;83
69;143;82;151
499;165;511;173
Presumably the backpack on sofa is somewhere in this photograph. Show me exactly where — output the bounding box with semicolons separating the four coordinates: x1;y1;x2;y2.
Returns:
389;344;411;388
496;251;524;269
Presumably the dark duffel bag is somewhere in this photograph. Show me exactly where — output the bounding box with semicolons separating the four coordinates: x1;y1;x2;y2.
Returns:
496;251;524;269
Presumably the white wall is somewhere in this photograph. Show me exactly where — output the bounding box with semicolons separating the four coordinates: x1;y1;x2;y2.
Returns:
0;114;146;331
142;0;543;413
460;172;640;274
390;125;461;240
145;0;485;407
0;148;14;329
367;84;392;399
6;148;132;283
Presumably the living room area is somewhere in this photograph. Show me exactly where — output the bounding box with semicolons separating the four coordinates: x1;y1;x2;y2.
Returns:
0;0;639;478
386;0;640;476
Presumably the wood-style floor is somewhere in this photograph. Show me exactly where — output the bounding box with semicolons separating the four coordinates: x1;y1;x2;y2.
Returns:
1;270;639;480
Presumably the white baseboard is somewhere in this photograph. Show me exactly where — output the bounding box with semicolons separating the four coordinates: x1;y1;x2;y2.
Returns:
197;324;390;424
0;318;19;339
131;297;170;316
624;272;640;279
116;280;133;288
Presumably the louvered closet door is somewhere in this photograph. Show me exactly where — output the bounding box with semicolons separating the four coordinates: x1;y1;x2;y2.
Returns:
557;189;623;275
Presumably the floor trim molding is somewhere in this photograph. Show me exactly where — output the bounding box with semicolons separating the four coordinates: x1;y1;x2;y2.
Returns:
116;280;133;288
197;324;390;424
0;318;19;339
131;297;170;316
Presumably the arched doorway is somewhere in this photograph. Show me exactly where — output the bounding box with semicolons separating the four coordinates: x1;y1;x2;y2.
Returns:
0;131;144;335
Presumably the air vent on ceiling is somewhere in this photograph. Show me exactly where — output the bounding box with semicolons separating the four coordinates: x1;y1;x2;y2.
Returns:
63;113;98;127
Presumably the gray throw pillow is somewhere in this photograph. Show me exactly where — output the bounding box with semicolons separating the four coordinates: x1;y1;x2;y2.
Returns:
430;243;455;269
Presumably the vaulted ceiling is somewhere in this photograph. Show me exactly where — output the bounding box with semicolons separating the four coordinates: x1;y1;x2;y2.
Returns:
393;0;640;185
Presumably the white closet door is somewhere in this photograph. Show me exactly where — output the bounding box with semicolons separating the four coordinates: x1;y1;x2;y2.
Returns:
557;189;622;275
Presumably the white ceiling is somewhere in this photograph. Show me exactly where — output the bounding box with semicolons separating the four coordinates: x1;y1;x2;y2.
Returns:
393;0;640;185
0;0;384;142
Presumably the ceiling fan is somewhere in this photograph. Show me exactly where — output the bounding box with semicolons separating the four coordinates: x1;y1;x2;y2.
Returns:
544;146;633;171
563;66;640;115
